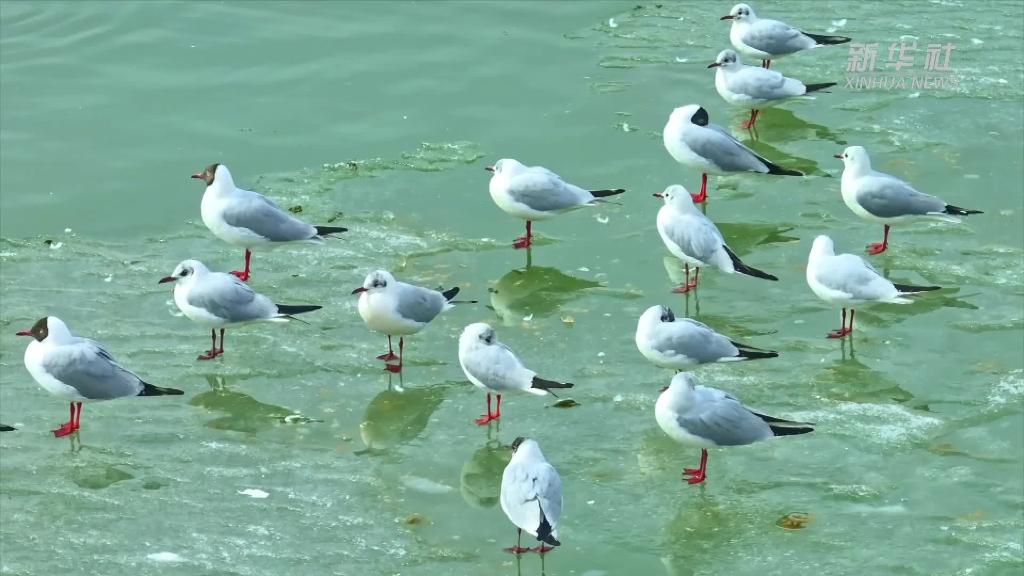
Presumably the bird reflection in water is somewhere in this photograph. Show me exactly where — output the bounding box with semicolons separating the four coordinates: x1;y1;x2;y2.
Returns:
189;375;316;433
358;380;449;453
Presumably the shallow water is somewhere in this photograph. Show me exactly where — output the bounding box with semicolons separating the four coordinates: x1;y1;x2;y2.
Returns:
1;2;1022;575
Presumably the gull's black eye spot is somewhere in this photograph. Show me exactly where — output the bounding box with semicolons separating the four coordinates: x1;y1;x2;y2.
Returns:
660;307;675;323
691;107;709;127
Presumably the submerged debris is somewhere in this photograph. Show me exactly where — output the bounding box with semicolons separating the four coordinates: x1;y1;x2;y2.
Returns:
776;512;811;530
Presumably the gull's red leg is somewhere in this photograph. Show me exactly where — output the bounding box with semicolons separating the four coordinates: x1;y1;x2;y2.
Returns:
53;402;77;437
230;249;252;282
682;448;708;484
503;528;531;555
867;225;891;255
827;308;852;338
513;221;533;249
377;335;398;361
741;109;760;129
217;329;225;355
689;267;701;290
73;402;83;432
690;173;708;203
762;59;771;69
198;329;220;360
475;393;494;426
385;337;404;373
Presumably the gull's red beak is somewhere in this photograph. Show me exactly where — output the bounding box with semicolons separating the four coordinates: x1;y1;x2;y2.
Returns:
190;172;204;179
652;192;664;198
158;276;176;284
351;287;368;294
833;153;844;159
484;166;495;172
707;62;720;68
720;14;734;20
15;330;31;337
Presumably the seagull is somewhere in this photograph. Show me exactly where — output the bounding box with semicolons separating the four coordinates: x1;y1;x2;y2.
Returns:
708;49;836;129
654;184;777;293
500;437;563;554
806;235;941;338
656;372;813;485
721;3;851;69
636;305;777;370
15;316;183;437
193;163;347;281
663;105;802;203
459;323;573;426
486;158;625;249
836;146;983;255
159;259;322;359
353;270;470;373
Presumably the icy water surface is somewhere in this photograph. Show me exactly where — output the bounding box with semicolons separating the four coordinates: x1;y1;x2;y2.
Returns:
1;2;1022;575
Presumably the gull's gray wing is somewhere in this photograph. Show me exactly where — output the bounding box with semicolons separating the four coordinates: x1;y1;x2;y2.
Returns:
501;460;562;534
187;273;274;322
677;386;773;446
221;190;318;242
684;124;770;173
653;319;739;363
462;341;530;390
42;340;144;400
661;213;727;263
815;253;896;300
741;19;813;56
395;283;448;324
505;171;589;213
726;67;802;99
854;174;946;218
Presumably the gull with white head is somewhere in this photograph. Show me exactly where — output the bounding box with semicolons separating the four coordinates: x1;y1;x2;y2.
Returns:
806;235;941;338
500;437;563;555
159;259;322;360
635;305;778;370
721;3;851;69
835;146;983;255
353;270;471;373
708;48;837;129
459;323;573;425
485;158;625;249
654;184;778;293
656;372;813;485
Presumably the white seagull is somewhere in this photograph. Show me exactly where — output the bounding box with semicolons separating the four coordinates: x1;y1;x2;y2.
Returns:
655;184;777;293
656;372;813;485
836;146;983;255
500;437;563;554
193;163;347;281
459;323;573;426
708;49;836;129
486;158;625;249
663;105;802;203
16;316;183;437
352;270;470;373
806;235;940;338
160;259;322;360
721;3;851;69
635;305;777;370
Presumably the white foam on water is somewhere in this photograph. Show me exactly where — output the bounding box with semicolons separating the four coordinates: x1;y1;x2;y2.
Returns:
146;552;184;563
239;488;270;499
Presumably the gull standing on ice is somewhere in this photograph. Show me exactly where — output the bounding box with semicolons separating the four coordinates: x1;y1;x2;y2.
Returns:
721;3;851;69
500;437;563;554
656;372;813;485
353;270;470;373
836;146;983;255
655;185;778;293
635;305;777;370
708;49;836;129
806;235;940;338
160;259;322;359
486;158;625;249
16;316;183;437
663;105;802;203
193;163;347;281
459;323;573;426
